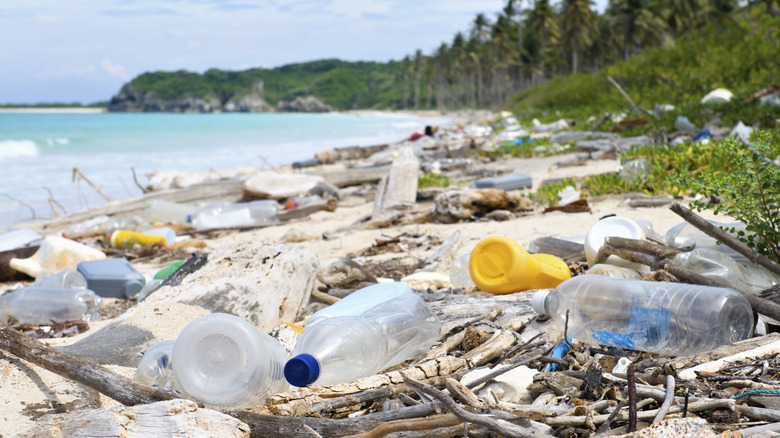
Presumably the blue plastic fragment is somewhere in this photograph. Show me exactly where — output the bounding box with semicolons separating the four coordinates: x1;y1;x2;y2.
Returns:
545;337;572;372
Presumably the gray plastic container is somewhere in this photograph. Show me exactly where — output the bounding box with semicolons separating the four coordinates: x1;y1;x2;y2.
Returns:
470;173;532;191
77;258;146;299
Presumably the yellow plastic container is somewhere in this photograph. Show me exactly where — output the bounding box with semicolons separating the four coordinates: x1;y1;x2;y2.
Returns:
110;230;167;249
469;236;572;294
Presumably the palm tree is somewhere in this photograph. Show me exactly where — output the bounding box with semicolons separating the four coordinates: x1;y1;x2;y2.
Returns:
664;0;707;34
560;0;598;74
525;0;561;76
607;0;667;61
412;49;424;110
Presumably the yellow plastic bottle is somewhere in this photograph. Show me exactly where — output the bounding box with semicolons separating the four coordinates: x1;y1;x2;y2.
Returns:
469;236;571;294
110;230;167;249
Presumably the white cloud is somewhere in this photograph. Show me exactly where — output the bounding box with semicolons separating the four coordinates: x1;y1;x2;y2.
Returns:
101;58;130;80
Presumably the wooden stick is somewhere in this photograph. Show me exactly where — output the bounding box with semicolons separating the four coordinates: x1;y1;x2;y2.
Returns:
72;167;112;202
669;202;780;276
0;323;173;406
607;76;646;115
604;236;682;259
402;374;544;438
131;167;151;193
653;375;675;424
627;363;637;433
311;290;340;305
342;413;462;438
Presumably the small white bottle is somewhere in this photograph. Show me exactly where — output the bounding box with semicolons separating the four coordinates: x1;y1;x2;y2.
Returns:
171;313;289;407
134;340;185;397
0;287;102;324
532;275;753;356
285;284;441;387
189;200;280;230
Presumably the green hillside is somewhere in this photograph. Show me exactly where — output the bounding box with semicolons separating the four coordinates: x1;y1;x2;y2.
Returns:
127;59;403;110
508;7;780;126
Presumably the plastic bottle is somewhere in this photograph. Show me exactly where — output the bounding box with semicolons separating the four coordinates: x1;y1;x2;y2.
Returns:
109;230;168;249
189;200;279;230
171;313;289;407
584;216;647;270
154;260;186;280
671;248;780;294
135;340;186;397
665;220;748;263
585;263;643;280
144;200;197;225
64;215;111;238
136;279;163;302
449;253;476;289
531;275;753;356
304;282;412;328
145;227;177;246
285;288;441;387
34;269;88;289
468;236;571;294
0;287;102;324
283;195;323;210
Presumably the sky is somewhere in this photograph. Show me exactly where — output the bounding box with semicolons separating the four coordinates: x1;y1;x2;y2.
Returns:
0;0;607;105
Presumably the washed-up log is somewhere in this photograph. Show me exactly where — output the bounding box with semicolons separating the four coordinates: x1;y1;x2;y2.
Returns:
36;180;245;232
29;399;249;437
528;236;585;260
0;323;173;406
313;165;391;187
0;246;37;281
278;197;338;220
666;333;780;375
315;144;389;164
433;189;535;224
670;202;780;276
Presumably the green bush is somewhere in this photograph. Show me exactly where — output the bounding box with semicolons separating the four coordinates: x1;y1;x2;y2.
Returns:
674;130;780;262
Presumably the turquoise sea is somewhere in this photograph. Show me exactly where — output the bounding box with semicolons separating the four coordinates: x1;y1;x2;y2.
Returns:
0;111;447;228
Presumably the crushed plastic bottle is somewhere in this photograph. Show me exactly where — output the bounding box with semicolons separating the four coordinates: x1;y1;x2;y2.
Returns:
672;248;780;294
171;313;289;407
532;275;753;356
665;220;748;262
189;200;279;230
0;286;102;324
285;283;441;387
9;236;107;278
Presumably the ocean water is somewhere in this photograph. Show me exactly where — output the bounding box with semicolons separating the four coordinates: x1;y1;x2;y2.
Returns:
0;111;447;228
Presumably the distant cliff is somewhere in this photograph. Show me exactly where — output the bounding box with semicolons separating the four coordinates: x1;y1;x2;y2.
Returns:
107;59;401;113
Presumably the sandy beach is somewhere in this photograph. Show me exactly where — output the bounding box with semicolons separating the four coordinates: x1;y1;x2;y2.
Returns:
0;112;743;436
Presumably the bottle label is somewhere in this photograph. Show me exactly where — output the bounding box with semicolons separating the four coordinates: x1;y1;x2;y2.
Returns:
591;306;669;350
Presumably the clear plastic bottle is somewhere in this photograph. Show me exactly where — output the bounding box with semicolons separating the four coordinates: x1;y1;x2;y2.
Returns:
34;269;88;289
665;220;748;262
449;253;476;289
189;200;280;230
285;288;441;387
171;313;289;407
532;275;753;356
304;282;412;328
144;200;196;225
134;340;186;397
672;248;780;295
0;287;102;324
585;263;643;280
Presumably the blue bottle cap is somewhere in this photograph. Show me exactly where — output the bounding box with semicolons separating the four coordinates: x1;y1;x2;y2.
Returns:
284;354;320;387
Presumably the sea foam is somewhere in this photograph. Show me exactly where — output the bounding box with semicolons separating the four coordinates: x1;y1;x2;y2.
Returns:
0;140;40;160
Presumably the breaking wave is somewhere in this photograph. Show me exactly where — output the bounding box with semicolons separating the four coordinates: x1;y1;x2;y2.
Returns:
0;140;40;160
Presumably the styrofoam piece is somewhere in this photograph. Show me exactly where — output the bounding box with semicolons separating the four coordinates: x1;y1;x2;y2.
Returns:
9;236;106;278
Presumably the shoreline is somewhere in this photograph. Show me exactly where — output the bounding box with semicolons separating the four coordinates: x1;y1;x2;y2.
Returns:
0;107;106;113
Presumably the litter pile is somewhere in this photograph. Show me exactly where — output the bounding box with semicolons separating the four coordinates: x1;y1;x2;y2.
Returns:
1;98;780;437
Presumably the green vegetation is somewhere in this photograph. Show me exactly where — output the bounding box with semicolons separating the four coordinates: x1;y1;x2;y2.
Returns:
418;172;455;189
675;131;780;262
128;60;404;110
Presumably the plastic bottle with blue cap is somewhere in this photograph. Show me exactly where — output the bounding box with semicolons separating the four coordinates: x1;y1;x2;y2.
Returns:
531;275;753;356
284;282;441;387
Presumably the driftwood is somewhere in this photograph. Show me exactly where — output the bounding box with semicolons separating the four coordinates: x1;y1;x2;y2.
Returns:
607;76;647;115
313;166;391;188
0;246;37;281
37;180;245;232
0;323;173;406
669;202;780;276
